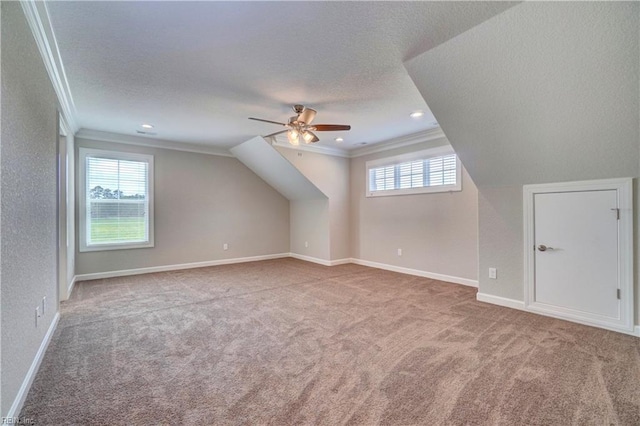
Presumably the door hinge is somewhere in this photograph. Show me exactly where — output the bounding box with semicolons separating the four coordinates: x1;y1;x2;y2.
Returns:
617;289;621;300
611;208;620;220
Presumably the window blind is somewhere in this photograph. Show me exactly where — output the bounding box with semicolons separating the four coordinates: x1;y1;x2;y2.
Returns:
85;155;150;246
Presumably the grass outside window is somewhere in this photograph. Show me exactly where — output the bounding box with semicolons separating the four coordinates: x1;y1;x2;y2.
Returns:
90;217;147;244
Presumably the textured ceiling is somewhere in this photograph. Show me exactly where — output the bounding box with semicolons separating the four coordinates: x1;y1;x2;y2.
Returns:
47;1;516;150
405;1;639;186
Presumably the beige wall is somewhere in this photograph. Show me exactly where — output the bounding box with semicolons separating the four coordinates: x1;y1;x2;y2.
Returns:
75;138;290;275
406;3;639;320
1;2;59;415
290;199;330;260
276;146;350;260
350;138;479;281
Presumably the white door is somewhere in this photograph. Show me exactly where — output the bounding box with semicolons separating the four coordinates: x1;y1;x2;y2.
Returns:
534;190;618;318
524;179;633;333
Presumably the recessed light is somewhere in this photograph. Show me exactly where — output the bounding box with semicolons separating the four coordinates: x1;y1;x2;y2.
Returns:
141;124;154;129
335;137;344;143
409;111;424;119
136;130;157;136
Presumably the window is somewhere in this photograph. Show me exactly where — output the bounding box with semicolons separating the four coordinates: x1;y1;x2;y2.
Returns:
366;146;461;197
79;148;154;252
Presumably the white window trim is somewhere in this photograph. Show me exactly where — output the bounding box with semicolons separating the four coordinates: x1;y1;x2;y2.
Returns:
365;145;462;197
79;147;155;252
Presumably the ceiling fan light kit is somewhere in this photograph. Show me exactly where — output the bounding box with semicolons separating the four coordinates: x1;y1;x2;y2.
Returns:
301;130;315;144
287;129;300;146
249;104;351;146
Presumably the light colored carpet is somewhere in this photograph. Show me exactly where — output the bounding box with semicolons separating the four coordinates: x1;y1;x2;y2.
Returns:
20;258;640;425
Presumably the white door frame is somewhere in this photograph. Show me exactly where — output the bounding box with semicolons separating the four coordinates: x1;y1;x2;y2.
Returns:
523;178;634;334
58;115;67;302
58;114;74;301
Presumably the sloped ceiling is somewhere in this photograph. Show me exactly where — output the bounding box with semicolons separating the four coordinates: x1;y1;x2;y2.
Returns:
405;2;639;187
404;1;639;304
230;137;325;201
45;1;516;150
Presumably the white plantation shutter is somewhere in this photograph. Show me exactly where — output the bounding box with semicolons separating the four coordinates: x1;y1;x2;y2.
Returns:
399;160;424;189
371;165;395;191
80;148;154;251
366;149;461;196
426;154;457;187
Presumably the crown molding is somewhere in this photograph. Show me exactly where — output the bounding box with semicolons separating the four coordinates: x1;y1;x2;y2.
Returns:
17;0;445;161
76;129;234;157
349;127;446;158
76;128;447;160
270;138;351;158
76;128;445;160
21;0;79;133
269;127;447;159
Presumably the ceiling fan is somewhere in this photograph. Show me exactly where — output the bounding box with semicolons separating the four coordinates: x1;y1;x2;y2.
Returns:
249;105;351;146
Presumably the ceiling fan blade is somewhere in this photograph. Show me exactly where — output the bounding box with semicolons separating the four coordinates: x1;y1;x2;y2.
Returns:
312;124;351;131
298;108;317;125
249;117;287;126
263;130;288;138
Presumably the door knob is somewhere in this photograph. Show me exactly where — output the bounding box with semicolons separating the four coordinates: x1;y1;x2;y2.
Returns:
538;244;554;252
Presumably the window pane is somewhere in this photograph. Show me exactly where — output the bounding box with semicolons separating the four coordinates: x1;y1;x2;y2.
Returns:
368;152;459;194
370;165;395;191
398;160;423;189
86;155;149;246
427;154;457;187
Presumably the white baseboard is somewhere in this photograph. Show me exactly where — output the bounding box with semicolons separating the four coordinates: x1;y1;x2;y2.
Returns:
477;293;640;338
7;312;60;419
74;253;475;287
76;255;640;338
328;258;352;266
67;276;76;298
350;258;478;287
289;254;353;266
75;253;290;282
476;292;526;310
289;253;333;266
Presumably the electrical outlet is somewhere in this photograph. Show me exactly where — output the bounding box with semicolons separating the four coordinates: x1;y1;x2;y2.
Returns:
397;248;402;256
223;243;228;251
304;241;309;248
489;268;497;279
35;306;41;327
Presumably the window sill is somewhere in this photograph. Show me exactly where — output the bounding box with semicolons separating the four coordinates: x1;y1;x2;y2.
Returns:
366;185;462;197
79;242;155;253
